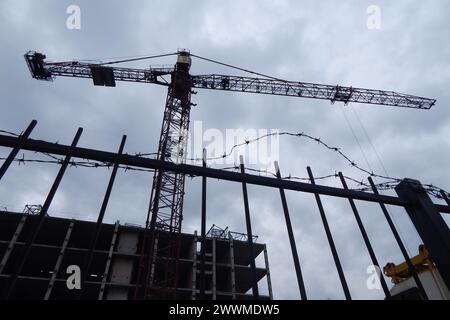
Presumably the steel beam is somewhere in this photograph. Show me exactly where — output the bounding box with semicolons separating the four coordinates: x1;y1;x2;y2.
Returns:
99;221;120;300
191;231;198;300
0;215;27;274
308;167;351;300
274;161;307;300
230;238;237;300
200;149;207;299
395;179;450;292
0;134;449;214
339;172;391;298
240;156;259;298
368;177;428;299
44;220;74;300
0;120;37;181
148;235;159;290
212;238;216;300
80;135;126;299
263;244;273;300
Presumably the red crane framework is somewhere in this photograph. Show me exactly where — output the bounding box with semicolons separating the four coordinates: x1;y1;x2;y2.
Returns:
24;49;435;299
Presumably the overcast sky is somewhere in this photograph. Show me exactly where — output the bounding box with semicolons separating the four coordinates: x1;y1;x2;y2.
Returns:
1;0;449;299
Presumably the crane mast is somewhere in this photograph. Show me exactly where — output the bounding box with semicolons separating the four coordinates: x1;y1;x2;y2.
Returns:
23;50;436;299
140;51;193;299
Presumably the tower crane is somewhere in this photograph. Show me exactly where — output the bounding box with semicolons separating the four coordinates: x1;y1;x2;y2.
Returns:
24;50;436;299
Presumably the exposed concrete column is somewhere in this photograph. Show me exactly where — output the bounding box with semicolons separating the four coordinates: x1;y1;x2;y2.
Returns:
191;231;198;300
230;238;236;300
100;221;120;300
148;234;159;289
0;215;27;274
44;220;74;300
212;237;216;300
263;244;273;300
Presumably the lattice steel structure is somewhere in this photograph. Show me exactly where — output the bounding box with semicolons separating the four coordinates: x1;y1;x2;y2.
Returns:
24;51;436;109
138;52;193;299
207;224;259;242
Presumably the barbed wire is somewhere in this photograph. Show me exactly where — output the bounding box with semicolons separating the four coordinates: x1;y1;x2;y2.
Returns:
218;165;387;189
216;165;449;199
1;128;449;200
1;154;449;200
187;131;396;179
1;155;358;185
184;130;450;200
0;129;20;137
0;155;158;174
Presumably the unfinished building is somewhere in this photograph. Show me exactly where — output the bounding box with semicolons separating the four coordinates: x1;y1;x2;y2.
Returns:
0;210;272;300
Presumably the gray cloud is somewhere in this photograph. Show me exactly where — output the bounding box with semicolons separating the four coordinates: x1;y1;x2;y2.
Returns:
1;0;449;299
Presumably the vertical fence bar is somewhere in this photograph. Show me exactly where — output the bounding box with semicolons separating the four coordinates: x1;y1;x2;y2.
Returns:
0;120;37;181
79;135;126;299
368;177;428;299
200;149;207;299
338;172;391;298
3;127;83;300
395;179;450;292
274;161;307;300
307;167;351;300
239;155;259;298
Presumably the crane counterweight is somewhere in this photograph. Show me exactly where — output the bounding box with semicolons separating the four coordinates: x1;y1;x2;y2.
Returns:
176;49;191;71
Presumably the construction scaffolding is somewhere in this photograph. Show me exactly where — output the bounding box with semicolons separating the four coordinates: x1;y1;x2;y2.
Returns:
206;224;258;242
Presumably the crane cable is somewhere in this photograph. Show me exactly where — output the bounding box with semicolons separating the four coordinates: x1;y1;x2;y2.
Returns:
348;105;414;256
190;53;288;81
98;52;178;66
339;106;374;174
351;107;390;177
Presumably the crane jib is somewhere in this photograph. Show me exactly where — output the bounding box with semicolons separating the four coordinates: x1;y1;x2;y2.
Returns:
24;50;436;110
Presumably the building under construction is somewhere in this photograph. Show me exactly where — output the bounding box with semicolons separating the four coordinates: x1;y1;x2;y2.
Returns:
0;209;272;300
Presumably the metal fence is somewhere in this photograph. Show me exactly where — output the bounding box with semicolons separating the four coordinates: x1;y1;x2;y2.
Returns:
0;119;449;300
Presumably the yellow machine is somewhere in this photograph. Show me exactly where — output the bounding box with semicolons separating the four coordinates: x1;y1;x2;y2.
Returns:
384;245;434;284
384;245;450;300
